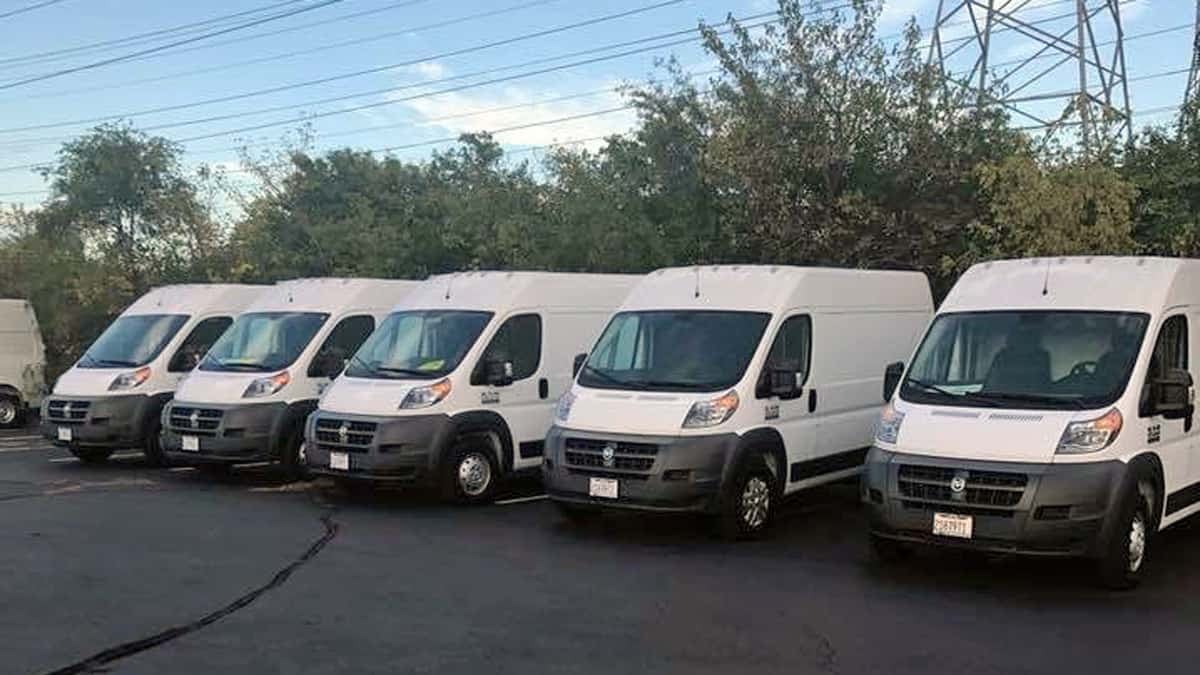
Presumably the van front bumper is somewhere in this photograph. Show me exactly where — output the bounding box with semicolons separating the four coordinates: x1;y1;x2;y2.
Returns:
303;410;454;483
542;425;740;513
161;400;288;464
862;447;1128;557
39;394;158;449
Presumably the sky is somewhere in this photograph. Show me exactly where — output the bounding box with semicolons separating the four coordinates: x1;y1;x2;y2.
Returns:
0;0;1193;209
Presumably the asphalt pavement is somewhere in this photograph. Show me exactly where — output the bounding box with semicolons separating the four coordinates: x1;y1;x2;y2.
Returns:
3;424;1200;674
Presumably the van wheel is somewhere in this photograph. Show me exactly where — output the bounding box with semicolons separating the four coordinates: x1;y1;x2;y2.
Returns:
441;441;498;505
142;418;167;466
715;453;777;541
280;428;309;483
0;396;20;429
1096;478;1154;590
869;533;913;563
70;447;113;464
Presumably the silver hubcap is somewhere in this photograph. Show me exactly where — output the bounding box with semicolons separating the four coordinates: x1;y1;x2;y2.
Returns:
741;476;770;530
0;400;15;425
1128;511;1147;573
458;453;492;497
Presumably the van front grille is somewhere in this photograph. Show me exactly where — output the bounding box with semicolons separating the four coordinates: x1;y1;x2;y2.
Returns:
169;406;224;436
46;399;89;423
897;464;1027;509
563;437;659;476
315;417;376;453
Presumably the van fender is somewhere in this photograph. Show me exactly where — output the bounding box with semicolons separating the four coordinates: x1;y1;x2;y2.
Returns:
442;410;515;475
272;399;319;455
0;384;22;405
1125;452;1166;529
722;427;788;494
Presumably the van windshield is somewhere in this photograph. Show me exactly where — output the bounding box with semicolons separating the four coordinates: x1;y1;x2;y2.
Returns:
78;314;189;368
901;310;1150;410
199;312;328;373
344;310;493;380
578;310;771;392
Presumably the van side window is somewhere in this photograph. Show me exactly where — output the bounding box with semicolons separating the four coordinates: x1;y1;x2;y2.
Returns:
1140;315;1188;414
168;317;232;372
756;315;811;398
309;315;376;377
472;314;542;385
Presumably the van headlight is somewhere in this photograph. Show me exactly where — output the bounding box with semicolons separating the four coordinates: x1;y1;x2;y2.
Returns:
400;379;451;409
875;403;905;444
554;390;577;423
682;390;739;429
243;371;291;398
108;367;151;391
1057;408;1122;454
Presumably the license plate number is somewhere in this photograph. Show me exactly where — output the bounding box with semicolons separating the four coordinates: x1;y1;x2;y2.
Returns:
57;427;72;442
588;477;618;499
181;436;199;452
933;512;974;539
330;452;350;471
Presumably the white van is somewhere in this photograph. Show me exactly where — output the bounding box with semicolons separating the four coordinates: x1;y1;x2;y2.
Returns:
865;257;1200;588
161;278;418;478
0;299;46;428
543;265;933;538
40;285;264;463
304;271;641;503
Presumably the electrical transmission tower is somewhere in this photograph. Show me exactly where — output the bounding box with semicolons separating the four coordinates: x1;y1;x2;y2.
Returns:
929;0;1133;154
1185;0;1200;115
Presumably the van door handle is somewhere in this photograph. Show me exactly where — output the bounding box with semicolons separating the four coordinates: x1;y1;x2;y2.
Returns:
538;378;549;400
808;389;817;413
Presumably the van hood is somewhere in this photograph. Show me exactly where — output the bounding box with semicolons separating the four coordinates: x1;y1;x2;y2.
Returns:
319;376;416;416
174;369;272;405
54;367;131;397
562;387;699;436
891;401;1093;463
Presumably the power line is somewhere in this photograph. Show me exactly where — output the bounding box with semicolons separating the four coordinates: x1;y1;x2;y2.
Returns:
0;0;694;133
0;0;312;67
0;0;70;21
0;0;561;103
0;0;346;91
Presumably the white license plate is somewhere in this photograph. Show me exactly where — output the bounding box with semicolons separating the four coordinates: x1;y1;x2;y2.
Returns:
57;427;72;442
181;436;200;452
933;512;974;539
330;452;350;471
588;477;618;499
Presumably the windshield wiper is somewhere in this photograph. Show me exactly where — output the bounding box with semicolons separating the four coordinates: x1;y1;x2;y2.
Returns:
91;358;140;367
581;365;645;389
375;366;435;377
218;361;274;372
973;391;1087;410
625;379;722;392
905;378;1006;407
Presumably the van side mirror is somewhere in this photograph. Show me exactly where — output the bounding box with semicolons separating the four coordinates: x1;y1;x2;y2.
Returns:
767;369;804;400
1152;368;1194;419
485;360;514;387
883;362;905;401
572;353;588;378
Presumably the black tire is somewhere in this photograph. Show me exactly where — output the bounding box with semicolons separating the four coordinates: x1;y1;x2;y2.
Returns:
142;417;167;466
70;447;114;464
279;426;309;482
555;501;600;526
440;439;499;505
0;395;21;429
1096;478;1154;590
714;452;778;541
869;533;913;563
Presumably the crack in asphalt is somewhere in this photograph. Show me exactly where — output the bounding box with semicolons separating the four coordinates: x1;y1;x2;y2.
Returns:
42;510;340;675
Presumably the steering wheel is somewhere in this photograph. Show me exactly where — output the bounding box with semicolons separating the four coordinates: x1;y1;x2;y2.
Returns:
1069;361;1099;377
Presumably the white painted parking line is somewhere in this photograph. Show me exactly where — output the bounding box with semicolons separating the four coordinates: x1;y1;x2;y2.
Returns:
168;466;196;473
495;494;548;505
0;434;41;442
49;452;143;464
0;446;50;454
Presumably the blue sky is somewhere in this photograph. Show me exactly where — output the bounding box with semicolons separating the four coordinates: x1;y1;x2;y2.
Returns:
0;0;1192;208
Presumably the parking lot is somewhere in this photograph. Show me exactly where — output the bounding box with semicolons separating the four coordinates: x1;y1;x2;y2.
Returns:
2;425;1200;674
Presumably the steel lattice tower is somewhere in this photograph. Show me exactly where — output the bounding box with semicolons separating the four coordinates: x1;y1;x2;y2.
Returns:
1185;1;1200;113
929;0;1133;154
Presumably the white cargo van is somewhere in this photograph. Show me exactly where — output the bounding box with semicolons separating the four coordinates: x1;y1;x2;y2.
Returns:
40;285;264;463
0;299;46;428
865;257;1200;588
543;265;933;538
161;278;418;478
305;271;640;503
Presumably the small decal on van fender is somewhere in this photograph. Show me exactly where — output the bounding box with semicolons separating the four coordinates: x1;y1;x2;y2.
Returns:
764;404;780;421
481;391;500;405
1148;424;1161;444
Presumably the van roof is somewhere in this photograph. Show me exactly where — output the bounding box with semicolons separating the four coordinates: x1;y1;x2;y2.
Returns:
398;271;642;313
618;265;932;314
124;284;266;316
942;257;1200;314
249;278;420;314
